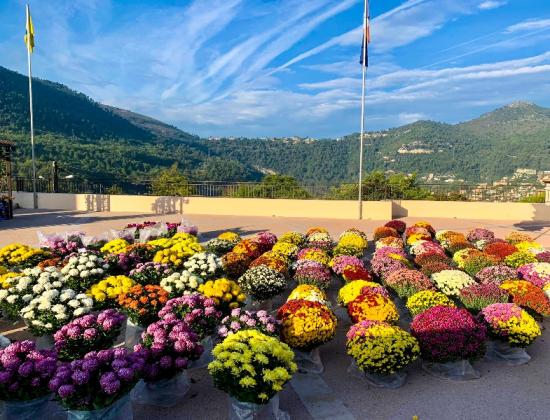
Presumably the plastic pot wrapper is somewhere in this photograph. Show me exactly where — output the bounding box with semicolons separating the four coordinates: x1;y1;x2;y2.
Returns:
132;371;190;407
67;394;132;420
229;394;289;420
347;360;407;389
422;359;480;381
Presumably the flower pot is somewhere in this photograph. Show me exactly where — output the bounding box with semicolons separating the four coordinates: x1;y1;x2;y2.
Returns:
188;336;213;369
124;319;144;350
0;334;10;349
294;347;323;374
0;395;50;420
228;394;289;420
485;340;531;366
67;394;132;420
132;371;190;407
347;360;406;389
422;359;480;381
35;334;55;350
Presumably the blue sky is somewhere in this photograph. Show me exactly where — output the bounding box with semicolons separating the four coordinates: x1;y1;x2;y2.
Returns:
1;0;549;137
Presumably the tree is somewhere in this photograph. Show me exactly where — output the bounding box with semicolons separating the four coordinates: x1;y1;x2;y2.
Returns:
329;171;432;200
230;175;310;199
151;163;190;196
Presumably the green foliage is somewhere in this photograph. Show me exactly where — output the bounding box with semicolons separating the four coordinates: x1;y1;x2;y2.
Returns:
230;175;311;199
329;171;432;200
519;192;545;203
151;164;190;196
105;185;123;195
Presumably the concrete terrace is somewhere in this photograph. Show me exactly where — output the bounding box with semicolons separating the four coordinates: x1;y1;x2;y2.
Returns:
0;210;549;419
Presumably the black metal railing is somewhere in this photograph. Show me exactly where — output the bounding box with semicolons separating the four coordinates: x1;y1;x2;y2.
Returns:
9;178;545;203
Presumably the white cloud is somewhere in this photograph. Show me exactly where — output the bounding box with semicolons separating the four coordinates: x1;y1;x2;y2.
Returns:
478;1;507;10
399;113;427;124
506;18;550;33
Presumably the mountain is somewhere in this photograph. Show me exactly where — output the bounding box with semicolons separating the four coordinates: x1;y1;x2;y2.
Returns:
1;65;549;187
0;66;261;184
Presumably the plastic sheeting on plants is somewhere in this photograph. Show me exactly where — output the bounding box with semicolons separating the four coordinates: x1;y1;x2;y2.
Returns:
67;394;133;420
294;347;324;374
109;228;136;242
422;359;480;381
0;395;50;420
189;335;213;369
37;231;63;247
124;319;144;350
229;394;289;420
132;371;190;407
347;360;407;389
485;340;531;366
81;233;109;249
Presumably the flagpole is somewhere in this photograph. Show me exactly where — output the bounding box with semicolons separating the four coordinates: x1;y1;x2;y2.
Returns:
358;0;368;220
26;4;37;209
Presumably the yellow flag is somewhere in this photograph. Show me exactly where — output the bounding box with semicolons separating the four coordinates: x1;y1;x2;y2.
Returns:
24;4;35;53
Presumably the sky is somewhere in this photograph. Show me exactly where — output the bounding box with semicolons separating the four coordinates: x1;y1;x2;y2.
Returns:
0;0;549;138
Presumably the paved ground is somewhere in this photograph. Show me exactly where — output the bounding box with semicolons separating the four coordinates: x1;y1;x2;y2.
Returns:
1;209;549;248
0;209;549;420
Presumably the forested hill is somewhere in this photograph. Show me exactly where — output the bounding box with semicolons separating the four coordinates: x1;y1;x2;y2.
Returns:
0;65;261;182
1;64;549;185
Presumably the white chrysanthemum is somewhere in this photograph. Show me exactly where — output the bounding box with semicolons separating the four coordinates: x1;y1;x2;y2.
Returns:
32;284;44;294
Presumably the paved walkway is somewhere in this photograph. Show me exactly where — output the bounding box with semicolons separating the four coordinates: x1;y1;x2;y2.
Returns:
1;209;549;248
0;210;549;419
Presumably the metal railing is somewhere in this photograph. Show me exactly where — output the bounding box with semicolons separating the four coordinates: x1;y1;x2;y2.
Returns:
10;178;545;203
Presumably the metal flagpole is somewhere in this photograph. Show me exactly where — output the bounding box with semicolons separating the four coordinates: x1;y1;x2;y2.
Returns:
26;4;37;209
358;0;368;220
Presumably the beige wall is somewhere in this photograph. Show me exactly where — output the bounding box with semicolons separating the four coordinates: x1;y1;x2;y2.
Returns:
11;192;550;221
392;200;550;221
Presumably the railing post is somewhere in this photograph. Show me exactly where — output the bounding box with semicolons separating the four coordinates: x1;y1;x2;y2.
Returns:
543;177;550;205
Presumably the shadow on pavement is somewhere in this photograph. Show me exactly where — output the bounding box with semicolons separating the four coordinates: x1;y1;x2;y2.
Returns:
1;210;155;230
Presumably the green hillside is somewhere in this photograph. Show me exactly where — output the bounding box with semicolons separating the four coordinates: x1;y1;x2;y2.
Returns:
0;66;261;183
1;65;549;187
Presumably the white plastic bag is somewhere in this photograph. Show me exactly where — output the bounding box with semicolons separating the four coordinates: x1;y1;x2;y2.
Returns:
138;228;155;243
485;340;531;366
81;233;109;249
294;347;324;374
124;319;144;350
177;219;198;236
109;228;136;242
347;360;406;389
67;394;133;420
228;394;289;420
422;359;480;381
37;231;63;247
188;336;213;369
131;371;190;407
0;395;50;420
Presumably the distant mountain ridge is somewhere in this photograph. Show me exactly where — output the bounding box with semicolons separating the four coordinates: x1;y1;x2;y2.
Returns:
1;65;549;185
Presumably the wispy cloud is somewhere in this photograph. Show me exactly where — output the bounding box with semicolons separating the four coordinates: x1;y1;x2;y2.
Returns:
478;1;507;10
506;18;550;33
0;0;548;137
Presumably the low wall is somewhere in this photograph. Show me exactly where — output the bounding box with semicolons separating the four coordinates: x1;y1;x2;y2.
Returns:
392;200;550;221
11;192;392;220
11;192;550;221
